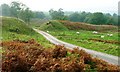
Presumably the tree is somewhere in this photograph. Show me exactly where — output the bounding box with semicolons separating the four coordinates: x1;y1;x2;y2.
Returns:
19;8;33;23
49;8;66;20
79;11;87;22
84;12;92;22
34;11;45;19
0;4;11;16
87;12;106;25
68;12;81;22
10;1;25;18
112;13;118;25
68;11;92;22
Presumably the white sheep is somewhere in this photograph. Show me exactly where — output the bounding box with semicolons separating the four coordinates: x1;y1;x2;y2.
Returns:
107;34;113;36
109;34;113;36
107;34;113;37
101;35;104;38
47;31;49;33
76;32;80;34
92;31;98;34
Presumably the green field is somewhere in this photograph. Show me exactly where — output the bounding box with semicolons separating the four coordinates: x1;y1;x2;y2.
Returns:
1;17;53;48
34;20;119;56
48;30;119;56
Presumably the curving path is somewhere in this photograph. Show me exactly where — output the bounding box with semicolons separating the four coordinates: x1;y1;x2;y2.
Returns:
33;28;119;66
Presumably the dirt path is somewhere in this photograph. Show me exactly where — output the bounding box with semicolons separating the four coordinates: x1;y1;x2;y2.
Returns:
33;28;119;66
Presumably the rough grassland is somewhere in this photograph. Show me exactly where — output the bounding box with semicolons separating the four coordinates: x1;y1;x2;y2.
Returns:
39;20;68;31
1;17;53;48
36;20;119;56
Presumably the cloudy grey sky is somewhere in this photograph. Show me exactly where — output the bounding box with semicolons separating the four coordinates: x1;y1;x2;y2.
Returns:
0;0;119;14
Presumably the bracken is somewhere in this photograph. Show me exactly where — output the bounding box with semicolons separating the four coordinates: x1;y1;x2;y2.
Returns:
1;39;120;72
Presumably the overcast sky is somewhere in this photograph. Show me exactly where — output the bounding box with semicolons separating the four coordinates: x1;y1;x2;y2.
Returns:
0;0;119;14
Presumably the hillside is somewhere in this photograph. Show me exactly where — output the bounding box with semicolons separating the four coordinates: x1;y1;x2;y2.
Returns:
59;20;118;31
39;20;68;31
1;17;52;47
2;17;35;35
37;20;118;32
35;20;119;56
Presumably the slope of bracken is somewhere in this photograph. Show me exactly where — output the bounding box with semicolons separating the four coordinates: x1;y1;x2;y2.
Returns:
59;20;118;31
1;39;120;72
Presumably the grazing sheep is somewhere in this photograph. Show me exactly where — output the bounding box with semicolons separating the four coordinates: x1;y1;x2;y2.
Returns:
76;32;80;34
109;34;113;36
47;31;49;33
92;31;98;34
107;34;113;37
101;35;104;38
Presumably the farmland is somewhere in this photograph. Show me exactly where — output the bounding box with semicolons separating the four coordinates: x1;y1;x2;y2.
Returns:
49;30;119;56
37;20;119;56
1;17;119;71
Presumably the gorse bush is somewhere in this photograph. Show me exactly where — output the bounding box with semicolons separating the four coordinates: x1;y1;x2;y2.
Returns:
1;39;120;72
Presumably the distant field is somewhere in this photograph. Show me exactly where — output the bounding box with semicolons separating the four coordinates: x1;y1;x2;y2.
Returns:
35;20;119;56
37;20;118;32
1;17;53;48
59;20;118;31
48;30;119;56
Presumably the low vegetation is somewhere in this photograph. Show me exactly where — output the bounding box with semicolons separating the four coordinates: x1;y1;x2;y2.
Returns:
1;1;119;72
49;30;119;56
1;17;53;48
39;20;68;31
1;39;120;72
37;20;119;56
59;20;118;31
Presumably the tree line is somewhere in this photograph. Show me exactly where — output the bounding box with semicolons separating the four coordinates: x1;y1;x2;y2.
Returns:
0;1;46;23
0;1;119;25
49;9;118;25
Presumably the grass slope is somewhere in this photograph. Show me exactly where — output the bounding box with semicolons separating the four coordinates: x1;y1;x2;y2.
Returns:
39;20;68;31
37;20;118;32
1;17;52;48
36;20;118;56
